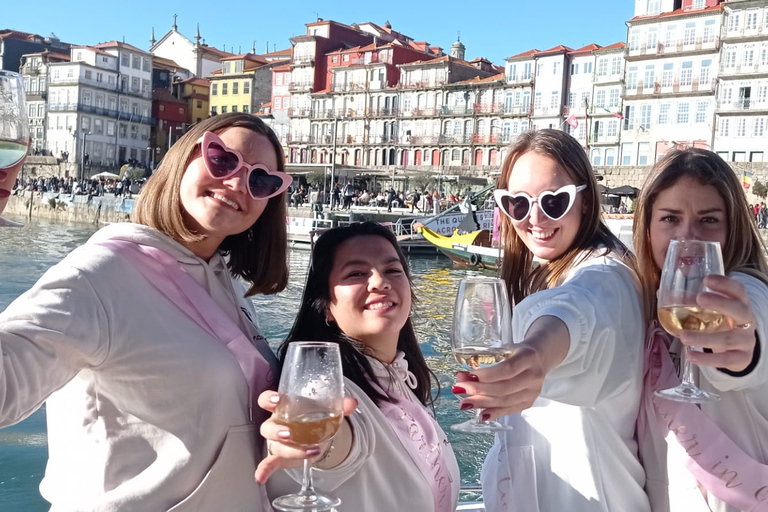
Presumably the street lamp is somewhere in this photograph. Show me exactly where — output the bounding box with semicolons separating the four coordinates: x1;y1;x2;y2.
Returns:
168;125;183;152
329;116;348;205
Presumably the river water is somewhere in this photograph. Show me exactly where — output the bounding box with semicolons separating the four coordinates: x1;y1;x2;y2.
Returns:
0;216;492;511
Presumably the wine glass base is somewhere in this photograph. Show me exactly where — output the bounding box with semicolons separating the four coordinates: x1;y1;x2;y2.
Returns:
272;493;341;511
0;217;23;228
450;418;513;433
655;384;720;404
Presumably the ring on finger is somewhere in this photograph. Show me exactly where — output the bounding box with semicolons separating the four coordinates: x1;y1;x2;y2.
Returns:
737;321;753;330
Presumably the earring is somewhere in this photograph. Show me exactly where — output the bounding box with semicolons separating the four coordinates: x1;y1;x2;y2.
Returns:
325;318;332;327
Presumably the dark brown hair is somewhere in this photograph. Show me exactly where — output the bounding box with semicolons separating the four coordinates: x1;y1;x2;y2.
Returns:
280;222;437;408
133;113;288;296
497;129;636;305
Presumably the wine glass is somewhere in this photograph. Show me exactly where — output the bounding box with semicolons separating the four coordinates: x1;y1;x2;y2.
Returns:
271;342;345;511
450;276;514;433
0;70;29;227
656;239;728;403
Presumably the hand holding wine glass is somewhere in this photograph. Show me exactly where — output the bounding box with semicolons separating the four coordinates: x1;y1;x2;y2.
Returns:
450;277;514;433
0;70;30;226
270;342;345;511
656;239;729;403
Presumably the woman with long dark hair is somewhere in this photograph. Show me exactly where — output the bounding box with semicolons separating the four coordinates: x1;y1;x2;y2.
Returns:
258;222;460;512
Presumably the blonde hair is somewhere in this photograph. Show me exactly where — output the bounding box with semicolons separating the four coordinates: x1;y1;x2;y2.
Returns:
633;148;768;319
133;113;288;296
498;129;636;305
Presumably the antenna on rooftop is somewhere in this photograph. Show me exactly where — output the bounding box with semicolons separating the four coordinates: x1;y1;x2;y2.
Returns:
312;11;320;21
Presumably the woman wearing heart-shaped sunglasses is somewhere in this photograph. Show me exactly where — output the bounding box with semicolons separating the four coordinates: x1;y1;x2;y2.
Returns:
0;113;302;511
458;129;650;512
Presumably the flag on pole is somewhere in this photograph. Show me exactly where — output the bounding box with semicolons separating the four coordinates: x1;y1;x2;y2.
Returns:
744;170;754;190
566;114;579;129
602;107;624;119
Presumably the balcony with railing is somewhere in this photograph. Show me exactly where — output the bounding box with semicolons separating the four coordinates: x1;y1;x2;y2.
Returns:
716;99;768;112
407;136;440;145
506;73;535;85
719;62;767;76
438;134;473;145
287;133;312;144
331;81;366;92
723;24;765;40
473;102;504;115
310;108;335;119
368;107;400;118
47;103;155;124
503;104;528;116
368;135;400;144
593;71;624;84
288;82;313;92
292;55;315;66
401;80;446;89
441;105;473;116
407;107;439;117
471;134;500;144
628;37;720;58
288;107;311;117
588;133;620;145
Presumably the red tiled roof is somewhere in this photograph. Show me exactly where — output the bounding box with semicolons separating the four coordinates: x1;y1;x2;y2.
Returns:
273;63;291;72
152;55;184;70
220;53;267;63
263;48;292;58
507;48;538;59
454;72;505;85
598;41;626;51
198;44;233;59
536;44;573;56
629;3;722;21
570;43;602;55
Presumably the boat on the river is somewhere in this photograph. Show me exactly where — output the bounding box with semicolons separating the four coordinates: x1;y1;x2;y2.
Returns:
415;224;500;269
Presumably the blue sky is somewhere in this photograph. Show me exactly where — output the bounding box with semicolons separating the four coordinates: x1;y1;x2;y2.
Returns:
5;1;634;65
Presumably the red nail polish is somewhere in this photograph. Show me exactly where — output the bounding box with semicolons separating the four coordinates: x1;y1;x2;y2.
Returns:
467;374;479;382
306;447;321;456
452;385;466;394
460;402;474;410
481;413;491;422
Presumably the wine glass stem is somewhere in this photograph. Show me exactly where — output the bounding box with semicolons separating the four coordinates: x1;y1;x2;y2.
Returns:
298;458;317;501
473;409;485;425
681;347;697;387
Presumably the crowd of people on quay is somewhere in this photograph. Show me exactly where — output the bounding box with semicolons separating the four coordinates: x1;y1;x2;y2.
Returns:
0;113;766;512
11;175;145;198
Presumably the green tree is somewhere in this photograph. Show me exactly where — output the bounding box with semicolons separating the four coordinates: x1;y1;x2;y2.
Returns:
306;172;326;189
753;180;768;200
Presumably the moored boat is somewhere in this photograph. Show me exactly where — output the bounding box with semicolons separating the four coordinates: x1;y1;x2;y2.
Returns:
415;223;500;269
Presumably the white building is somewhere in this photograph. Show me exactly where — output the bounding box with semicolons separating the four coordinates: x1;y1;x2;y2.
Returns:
588;43;626;166
714;0;768;162
530;45;571;132
19;49;70;154
150;19;231;79
46;42;155;173
622;2;723;165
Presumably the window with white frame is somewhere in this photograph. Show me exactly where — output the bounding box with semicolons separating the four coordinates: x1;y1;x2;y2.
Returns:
537;63;543;76
274;97;282;110
665;25;677;48
644;65;655;90
629;30;640;51
684;23;696;45
584;62;593;74
659;103;670;124
638;142;651;165
696;101;708;123
647;0;660;15
737;118;747;136
703;19;716;43
647;28;658;49
746;9;759;30
700;60;711;87
284;96;290;108
744;46;755;67
677;102;690;123
725;49;737;68
607;119;618;137
720;117;730;136
756;85;768;104
275;73;283;85
694;0;705;8
609;88;620;107
680;62;693;86
550;92;559;108
534;92;542;110
502;122;511;141
597;58;608;76
627;67;638;89
662;63;674;87
505;92;514;112
753;117;765;136
611;56;622;75
244;81;250;94
554;61;560;75
596;89;606;107
578;123;585;139
233;82;239;95
640;104;652;129
728;11;741;32
762;45;768;66
625;105;635;129
622;142;633;165
569;92;577;106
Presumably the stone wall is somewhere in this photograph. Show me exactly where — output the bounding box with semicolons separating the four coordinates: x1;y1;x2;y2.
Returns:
3;193;134;225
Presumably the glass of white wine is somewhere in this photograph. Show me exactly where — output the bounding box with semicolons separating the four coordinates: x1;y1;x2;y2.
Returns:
271;342;344;512
656;239;728;403
0;70;29;228
450;276;514;433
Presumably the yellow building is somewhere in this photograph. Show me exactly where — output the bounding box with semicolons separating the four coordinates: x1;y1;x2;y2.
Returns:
209;53;272;116
176;77;211;124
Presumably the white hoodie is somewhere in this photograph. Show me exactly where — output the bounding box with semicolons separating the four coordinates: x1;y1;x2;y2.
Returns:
0;223;276;511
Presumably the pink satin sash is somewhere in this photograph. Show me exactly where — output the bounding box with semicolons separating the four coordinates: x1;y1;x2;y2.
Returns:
369;353;455;512
98;240;275;423
638;321;768;511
